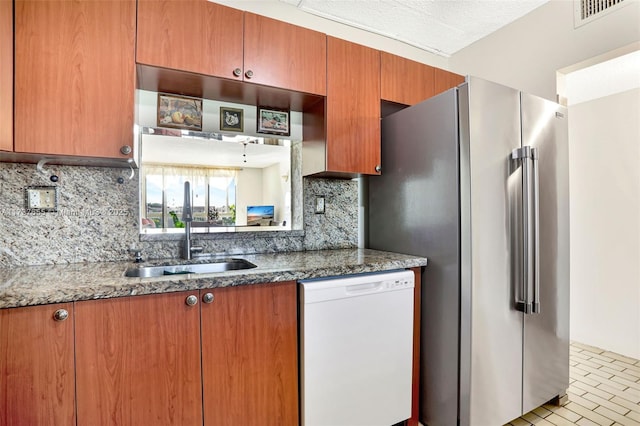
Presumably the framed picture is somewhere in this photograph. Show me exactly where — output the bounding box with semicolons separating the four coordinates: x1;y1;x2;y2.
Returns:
220;107;244;132
157;93;202;131
257;107;290;136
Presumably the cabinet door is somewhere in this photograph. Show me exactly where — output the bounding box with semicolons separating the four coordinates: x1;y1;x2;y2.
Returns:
0;0;11;152
0;303;75;426
326;37;381;175
244;13;326;96
435;68;465;95
137;0;243;80
201;282;298;426
381;52;435;105
14;0;135;158
75;292;202;426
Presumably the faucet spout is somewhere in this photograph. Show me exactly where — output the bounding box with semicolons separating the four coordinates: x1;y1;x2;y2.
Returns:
182;181;203;260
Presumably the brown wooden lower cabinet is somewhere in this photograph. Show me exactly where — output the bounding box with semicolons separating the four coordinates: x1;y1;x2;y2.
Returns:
0;302;76;426
75;291;203;426
201;282;298;426
73;282;297;426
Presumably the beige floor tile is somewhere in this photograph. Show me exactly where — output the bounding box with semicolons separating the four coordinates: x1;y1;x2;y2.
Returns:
582;350;616;363
573;342;606;353
565;401;615;425
628;411;640;422
612;376;640;391
546;412;581;426
591;358;626;371
603;352;640;365
602;366;640;382
573;372;606;388
620;368;640;380
597;384;640;404
580;364;616;379
574;351;597;361
614;361;640;374
587;373;629;390
572;380;616;400
533;406;554;418
583;392;631;415
594;406;640;426
510;417;533;426
570;384;588;396
570;392;601;410
522;412;556;425
610;396;640;414
578;418;603;426
552;405;583;423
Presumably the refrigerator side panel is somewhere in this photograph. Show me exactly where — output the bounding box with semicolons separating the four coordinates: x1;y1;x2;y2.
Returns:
521;93;570;413
368;89;460;426
464;77;524;426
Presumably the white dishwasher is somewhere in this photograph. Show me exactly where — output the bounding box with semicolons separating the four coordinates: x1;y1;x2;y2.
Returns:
299;270;415;426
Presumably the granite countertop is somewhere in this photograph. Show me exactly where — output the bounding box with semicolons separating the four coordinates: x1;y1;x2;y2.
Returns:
0;248;428;309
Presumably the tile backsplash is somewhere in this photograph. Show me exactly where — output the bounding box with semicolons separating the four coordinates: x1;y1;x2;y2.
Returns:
0;163;358;267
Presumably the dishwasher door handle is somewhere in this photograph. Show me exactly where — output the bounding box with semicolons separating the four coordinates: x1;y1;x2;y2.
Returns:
345;282;383;295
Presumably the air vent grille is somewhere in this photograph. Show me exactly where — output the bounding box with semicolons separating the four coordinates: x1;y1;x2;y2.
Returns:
575;0;627;27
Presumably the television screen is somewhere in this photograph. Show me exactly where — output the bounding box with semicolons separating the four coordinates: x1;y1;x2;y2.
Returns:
247;205;274;226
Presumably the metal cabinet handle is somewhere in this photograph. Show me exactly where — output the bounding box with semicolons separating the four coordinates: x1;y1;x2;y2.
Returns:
375;164;381;173
233;68;242;77
120;145;132;155
202;292;214;304
185;295;198;306
53;309;69;321
245;69;254;79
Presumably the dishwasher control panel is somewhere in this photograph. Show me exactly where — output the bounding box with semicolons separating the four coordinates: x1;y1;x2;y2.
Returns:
382;276;414;290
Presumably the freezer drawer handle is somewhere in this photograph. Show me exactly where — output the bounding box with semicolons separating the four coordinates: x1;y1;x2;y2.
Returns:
512;146;540;315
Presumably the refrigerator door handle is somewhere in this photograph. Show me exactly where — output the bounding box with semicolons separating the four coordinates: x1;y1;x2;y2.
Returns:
512;146;534;314
531;147;540;314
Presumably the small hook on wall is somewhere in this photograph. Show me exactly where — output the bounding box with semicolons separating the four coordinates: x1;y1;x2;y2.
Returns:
118;159;136;184
36;158;59;182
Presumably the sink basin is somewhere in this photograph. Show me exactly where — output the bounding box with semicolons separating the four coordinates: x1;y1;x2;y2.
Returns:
125;258;257;278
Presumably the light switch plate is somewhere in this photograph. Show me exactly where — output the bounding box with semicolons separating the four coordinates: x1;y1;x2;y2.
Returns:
315;196;325;214
25;186;58;212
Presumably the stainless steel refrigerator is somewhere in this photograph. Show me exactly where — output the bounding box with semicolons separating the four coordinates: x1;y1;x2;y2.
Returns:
367;76;569;426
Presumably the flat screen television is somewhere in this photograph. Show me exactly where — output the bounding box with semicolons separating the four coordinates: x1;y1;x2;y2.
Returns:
247;205;274;226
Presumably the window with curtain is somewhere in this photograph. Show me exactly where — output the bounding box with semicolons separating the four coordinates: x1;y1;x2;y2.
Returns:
141;164;237;230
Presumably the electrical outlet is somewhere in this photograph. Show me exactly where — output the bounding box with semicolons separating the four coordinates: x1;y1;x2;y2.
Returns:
25;186;58;211
315;196;325;214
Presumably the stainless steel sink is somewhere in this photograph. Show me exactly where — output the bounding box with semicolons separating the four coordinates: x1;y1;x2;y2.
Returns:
125;258;257;278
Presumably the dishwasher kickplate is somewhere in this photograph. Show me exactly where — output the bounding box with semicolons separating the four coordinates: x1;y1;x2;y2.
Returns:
299;270;415;426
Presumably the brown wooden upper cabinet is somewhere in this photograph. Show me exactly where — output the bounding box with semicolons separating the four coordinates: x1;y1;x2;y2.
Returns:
13;0;136;159
381;52;465;105
0;303;76;425
435;68;466;96
137;1;326;96
305;37;380;177
381;52;436;105
0;0;12;152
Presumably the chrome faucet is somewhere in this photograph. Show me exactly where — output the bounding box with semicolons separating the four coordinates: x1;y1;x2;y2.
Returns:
182;181;203;260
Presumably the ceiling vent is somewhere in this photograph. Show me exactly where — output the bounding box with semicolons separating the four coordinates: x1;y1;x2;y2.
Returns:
574;0;627;27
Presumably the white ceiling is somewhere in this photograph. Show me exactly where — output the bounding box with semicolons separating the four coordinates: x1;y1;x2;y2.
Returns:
279;0;550;56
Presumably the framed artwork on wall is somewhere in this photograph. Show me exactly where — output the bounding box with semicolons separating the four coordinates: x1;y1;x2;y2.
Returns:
157;93;202;131
220;106;244;132
257;106;290;136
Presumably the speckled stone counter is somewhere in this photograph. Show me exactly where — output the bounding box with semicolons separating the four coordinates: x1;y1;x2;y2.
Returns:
0;249;428;309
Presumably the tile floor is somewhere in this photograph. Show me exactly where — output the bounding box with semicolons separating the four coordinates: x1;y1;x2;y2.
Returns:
506;341;640;426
